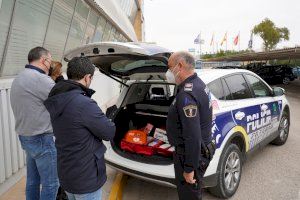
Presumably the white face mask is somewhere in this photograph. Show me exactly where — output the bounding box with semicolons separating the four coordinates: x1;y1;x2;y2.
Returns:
166;69;175;83
165;65;180;84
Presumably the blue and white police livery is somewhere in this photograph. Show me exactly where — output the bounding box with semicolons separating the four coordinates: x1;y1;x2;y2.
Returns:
64;42;290;199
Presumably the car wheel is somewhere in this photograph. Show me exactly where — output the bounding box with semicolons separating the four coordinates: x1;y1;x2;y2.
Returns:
282;77;290;85
271;111;289;146
208;144;242;198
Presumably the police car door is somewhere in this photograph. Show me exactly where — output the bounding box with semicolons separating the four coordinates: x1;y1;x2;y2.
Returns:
208;74;255;150
243;73;281;149
222;73;280;151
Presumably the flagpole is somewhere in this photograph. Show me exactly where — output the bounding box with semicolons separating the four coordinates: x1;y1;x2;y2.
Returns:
226;32;228;52
239;31;241;52
231;36;233;51
212;33;215;54
199;32;201;59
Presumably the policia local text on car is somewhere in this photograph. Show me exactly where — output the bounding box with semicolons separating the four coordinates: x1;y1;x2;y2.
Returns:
166;52;215;200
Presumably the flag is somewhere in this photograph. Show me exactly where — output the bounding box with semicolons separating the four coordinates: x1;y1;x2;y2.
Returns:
234;33;239;46
194;34;200;44
248;32;253;49
194;34;204;44
210;33;214;46
221;32;227;46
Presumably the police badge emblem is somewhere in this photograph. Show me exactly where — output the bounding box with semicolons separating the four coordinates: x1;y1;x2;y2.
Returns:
184;83;193;91
183;105;197;117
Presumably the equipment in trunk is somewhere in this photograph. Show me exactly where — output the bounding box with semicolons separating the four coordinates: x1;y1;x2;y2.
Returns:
120;122;174;158
108;82;176;165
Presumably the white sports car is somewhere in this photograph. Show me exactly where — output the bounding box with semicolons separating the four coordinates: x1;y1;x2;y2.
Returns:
64;42;290;198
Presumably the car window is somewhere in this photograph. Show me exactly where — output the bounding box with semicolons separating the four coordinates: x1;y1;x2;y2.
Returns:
208;79;225;100
274;67;283;73
245;74;272;97
224;74;252;100
111;59;166;73
222;79;233;100
257;68;269;74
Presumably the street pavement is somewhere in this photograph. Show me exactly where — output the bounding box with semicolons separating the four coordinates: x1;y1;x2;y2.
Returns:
122;79;300;200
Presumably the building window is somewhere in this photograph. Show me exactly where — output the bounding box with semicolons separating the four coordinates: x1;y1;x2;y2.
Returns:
102;22;112;41
115;32;122;42
44;0;76;61
109;27;116;41
92;16;106;43
65;0;89;51
2;0;53;76
83;10;98;44
120;34;128;42
0;0;15;72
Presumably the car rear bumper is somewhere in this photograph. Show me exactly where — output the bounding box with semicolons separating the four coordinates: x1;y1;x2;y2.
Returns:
105;159;218;188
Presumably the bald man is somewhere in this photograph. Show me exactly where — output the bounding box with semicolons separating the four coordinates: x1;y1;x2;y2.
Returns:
166;52;213;200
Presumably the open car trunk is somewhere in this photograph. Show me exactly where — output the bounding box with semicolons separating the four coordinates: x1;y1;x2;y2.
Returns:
109;82;176;165
63;42;174;165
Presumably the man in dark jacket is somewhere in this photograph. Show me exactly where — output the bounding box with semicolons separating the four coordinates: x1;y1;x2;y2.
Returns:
44;57;115;200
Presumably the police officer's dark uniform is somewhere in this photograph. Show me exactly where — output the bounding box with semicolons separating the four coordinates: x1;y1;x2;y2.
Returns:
166;73;212;200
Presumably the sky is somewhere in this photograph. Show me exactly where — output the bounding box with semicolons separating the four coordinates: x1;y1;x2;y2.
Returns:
144;0;300;54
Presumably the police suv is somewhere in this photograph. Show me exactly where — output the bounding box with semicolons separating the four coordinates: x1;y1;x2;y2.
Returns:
64;42;290;198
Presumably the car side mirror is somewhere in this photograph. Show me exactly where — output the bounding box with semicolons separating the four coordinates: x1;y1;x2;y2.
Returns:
273;87;285;96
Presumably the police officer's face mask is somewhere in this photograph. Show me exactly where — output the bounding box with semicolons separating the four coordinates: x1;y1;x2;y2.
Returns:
166;65;180;84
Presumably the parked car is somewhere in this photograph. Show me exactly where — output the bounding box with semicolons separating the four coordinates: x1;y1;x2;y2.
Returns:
248;65;297;85
245;62;267;71
212;66;243;69
195;60;202;69
292;66;300;77
64;42;291;199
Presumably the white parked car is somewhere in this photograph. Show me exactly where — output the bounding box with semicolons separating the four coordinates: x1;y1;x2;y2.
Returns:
64;42;291;198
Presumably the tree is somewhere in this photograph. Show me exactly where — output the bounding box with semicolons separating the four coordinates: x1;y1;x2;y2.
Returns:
253;18;289;51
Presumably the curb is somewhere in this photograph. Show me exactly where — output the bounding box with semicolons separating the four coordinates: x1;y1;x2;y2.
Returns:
109;173;128;200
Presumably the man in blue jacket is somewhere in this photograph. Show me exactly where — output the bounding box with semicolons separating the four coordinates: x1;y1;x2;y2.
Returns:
44;56;115;200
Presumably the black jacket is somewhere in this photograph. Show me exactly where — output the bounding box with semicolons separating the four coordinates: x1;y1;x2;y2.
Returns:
166;73;212;173
44;80;115;194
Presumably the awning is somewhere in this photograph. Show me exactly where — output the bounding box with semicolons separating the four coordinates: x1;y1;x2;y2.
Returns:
205;47;300;62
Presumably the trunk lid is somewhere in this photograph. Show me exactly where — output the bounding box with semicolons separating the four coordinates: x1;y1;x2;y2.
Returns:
64;42;172;81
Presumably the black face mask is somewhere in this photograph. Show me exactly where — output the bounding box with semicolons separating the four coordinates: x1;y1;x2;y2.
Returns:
48;66;54;76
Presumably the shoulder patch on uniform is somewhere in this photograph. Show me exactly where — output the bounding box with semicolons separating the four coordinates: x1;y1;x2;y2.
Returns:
184;83;193;92
183;105;197;118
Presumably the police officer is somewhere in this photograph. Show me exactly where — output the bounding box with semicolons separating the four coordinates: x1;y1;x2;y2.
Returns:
166;52;212;200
